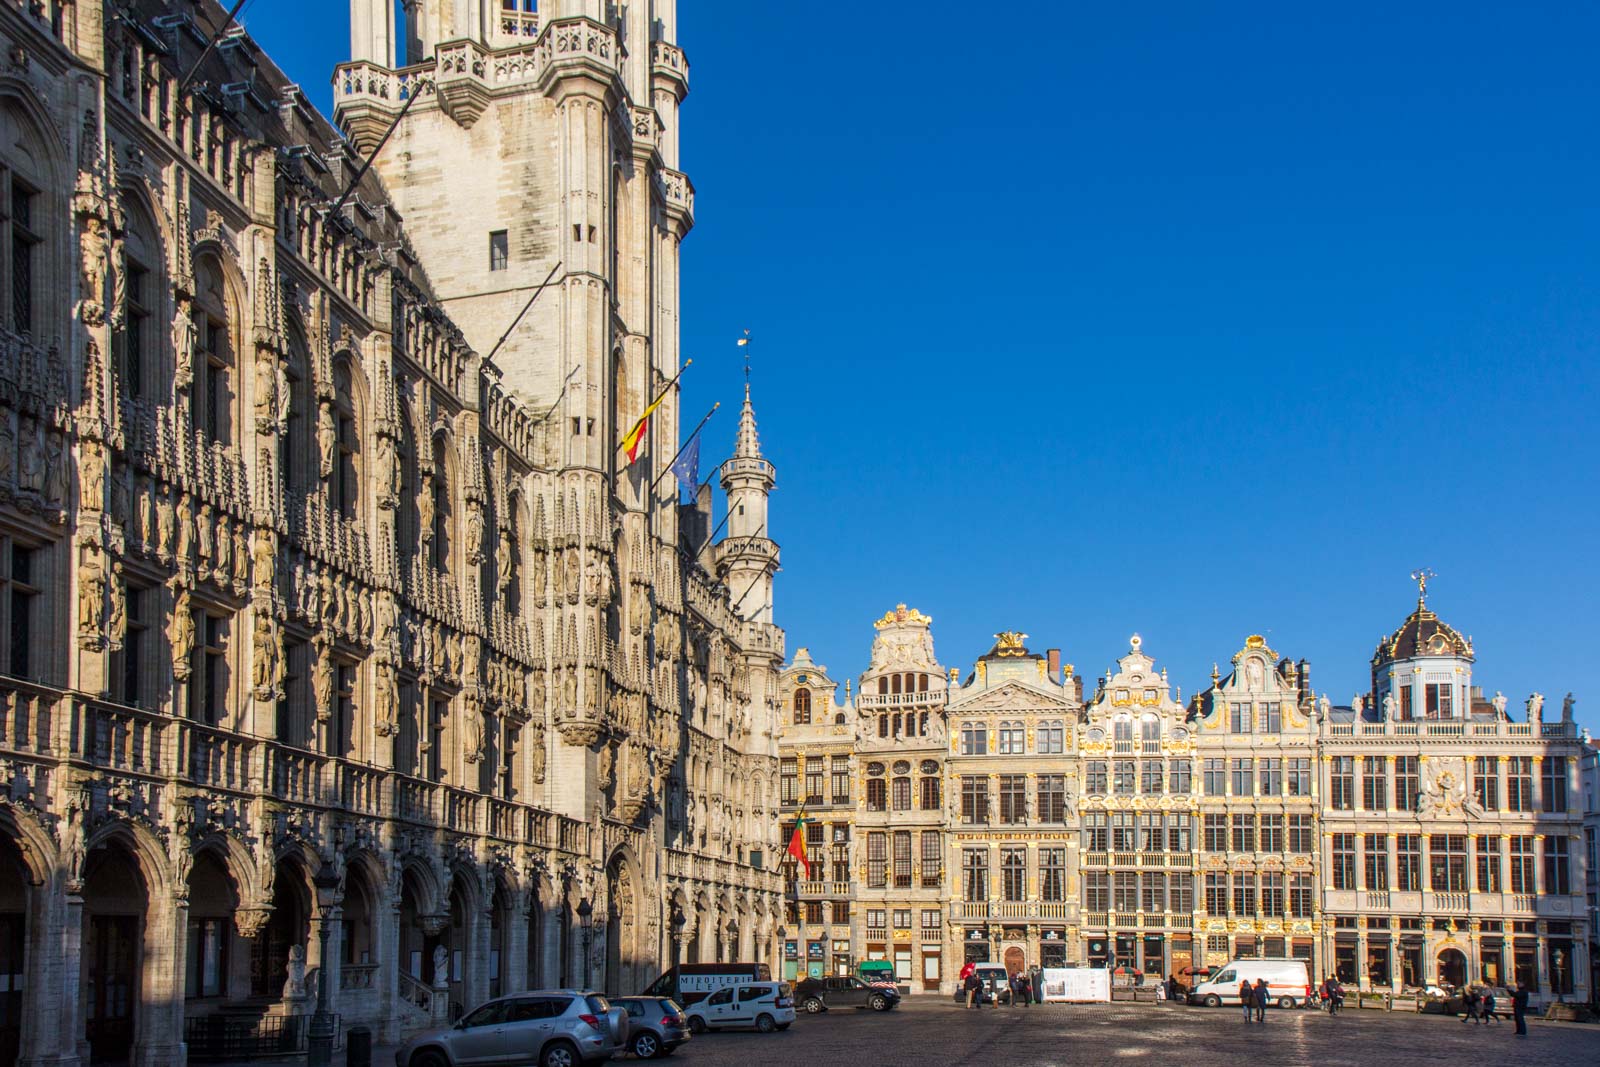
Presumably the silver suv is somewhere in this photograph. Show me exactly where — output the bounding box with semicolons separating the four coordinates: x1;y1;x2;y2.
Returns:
396;991;628;1067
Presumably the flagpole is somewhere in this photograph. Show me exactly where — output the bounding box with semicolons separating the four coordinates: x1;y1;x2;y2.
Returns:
617;359;692;457
650;402;719;496
485;262;563;364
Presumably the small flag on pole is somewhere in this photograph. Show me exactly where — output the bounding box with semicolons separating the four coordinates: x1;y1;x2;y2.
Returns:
618;360;691;467
621;393;665;465
670;427;702;498
786;808;811;879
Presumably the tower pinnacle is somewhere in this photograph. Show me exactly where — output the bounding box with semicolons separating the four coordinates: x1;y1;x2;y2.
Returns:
736;382;762;460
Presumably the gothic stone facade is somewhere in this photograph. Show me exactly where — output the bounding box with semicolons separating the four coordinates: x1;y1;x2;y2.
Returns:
779;603;1589;1004
0;4;782;1067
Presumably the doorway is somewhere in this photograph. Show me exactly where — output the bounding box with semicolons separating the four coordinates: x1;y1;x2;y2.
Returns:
86;916;138;1063
1437;947;1467;989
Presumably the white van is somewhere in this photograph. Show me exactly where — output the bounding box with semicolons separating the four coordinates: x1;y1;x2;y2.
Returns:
1189;958;1311;1008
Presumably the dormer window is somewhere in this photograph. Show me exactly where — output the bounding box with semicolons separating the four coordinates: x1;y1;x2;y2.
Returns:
1425;683;1454;719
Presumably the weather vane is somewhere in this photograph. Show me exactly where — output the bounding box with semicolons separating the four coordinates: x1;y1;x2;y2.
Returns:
1410;567;1436;603
737;329;751;382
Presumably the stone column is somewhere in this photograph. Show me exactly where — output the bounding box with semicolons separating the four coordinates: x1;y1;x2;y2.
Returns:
378;897;403;1044
130;894;188;1067
540;907;563;988
18;884;80;1067
504;889;530;992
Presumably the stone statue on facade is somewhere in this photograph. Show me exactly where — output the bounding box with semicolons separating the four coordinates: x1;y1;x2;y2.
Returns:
107;562;126;646
1382;692;1396;721
1492;691;1508;719
285;945;307;999
17;417;44;495
318;401;337;480
1561;692;1575;723
169;586;194;679
1527;692;1544;723
432;945;450;990
77;549;106;644
252;611;279;697
172;295;196;390
529;720;547;784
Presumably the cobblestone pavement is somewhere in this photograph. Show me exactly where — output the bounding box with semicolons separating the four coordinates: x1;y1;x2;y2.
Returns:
651;998;1600;1066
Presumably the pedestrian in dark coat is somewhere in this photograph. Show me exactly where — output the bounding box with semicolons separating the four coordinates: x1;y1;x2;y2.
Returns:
1253;978;1269;1023
1481;989;1499;1023
1511;980;1530;1036
1462;990;1480;1023
1239;979;1254;1022
964;971;982;1009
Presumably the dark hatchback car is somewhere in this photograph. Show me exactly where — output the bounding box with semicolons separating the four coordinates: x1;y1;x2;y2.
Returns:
609;996;690;1059
794;976;901;1014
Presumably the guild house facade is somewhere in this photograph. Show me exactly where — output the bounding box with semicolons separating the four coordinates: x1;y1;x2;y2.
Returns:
779;596;1589;1004
0;3;785;1067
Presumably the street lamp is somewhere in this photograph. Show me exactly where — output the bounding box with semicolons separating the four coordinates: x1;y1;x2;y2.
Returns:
578;899;594;989
307;868;342;1067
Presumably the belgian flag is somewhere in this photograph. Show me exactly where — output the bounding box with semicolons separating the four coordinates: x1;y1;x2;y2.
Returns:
786;807;811;879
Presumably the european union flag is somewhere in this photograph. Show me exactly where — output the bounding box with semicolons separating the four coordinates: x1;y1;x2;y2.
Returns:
671;429;701;498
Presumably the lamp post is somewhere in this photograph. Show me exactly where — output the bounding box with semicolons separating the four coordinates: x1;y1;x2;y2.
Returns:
307;868;342;1067
578;899;594;989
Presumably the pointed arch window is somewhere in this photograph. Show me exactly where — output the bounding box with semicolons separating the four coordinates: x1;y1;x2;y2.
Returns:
0;104;53;338
331;357;361;520
431;435;453;574
114;199;160;399
193;256;235;446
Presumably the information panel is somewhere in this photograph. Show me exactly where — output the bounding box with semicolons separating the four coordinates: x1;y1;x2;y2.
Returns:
1040;967;1112;1003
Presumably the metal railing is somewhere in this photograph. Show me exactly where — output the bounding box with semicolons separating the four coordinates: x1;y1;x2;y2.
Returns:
184;1013;321;1062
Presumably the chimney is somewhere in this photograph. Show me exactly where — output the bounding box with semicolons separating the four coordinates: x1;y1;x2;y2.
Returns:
1047;648;1061;681
1297;658;1312;709
1074;675;1084;703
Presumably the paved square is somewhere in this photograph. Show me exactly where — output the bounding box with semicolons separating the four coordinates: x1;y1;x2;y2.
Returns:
665;999;1600;1066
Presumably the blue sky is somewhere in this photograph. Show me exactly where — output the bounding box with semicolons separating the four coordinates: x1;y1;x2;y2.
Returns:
244;2;1600;733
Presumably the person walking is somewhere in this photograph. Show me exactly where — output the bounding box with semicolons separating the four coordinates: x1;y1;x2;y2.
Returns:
1511;979;1529;1036
964;970;981;1010
1253;978;1269;1023
1239;978;1254;1023
1462;989;1480;1024
1481;988;1500;1024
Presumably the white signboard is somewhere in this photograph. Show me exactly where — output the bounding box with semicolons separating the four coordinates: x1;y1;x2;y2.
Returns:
1040;967;1112;1003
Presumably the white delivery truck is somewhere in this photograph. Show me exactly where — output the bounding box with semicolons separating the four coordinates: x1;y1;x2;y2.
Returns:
1189;958;1312;1008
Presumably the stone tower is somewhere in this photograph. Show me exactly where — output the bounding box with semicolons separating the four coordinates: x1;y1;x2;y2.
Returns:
338;0;691;482
716;383;779;623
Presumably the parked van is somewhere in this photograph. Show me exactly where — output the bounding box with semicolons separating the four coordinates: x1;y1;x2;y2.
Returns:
1189;958;1311;1008
640;962;773;1006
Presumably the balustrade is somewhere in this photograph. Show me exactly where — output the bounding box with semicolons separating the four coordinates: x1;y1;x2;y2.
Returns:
0;679;56;757
341;963;378;990
269;745;325;806
180;720;255;792
71;697;165;776
338;761;384;815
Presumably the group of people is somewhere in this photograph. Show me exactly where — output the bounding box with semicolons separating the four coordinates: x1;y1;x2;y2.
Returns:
1318;976;1345;1014
1237;978;1272;1023
956;960;1035;1008
1460;988;1501;1024
1463;981;1533;1036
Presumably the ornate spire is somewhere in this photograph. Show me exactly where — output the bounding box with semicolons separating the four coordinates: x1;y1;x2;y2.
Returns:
735;381;762;460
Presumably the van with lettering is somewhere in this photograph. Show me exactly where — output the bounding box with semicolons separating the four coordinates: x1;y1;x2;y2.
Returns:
639;962;773;1006
1189;958;1312;1008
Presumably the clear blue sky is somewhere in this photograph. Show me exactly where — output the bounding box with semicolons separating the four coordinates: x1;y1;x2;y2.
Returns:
244;2;1600;733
